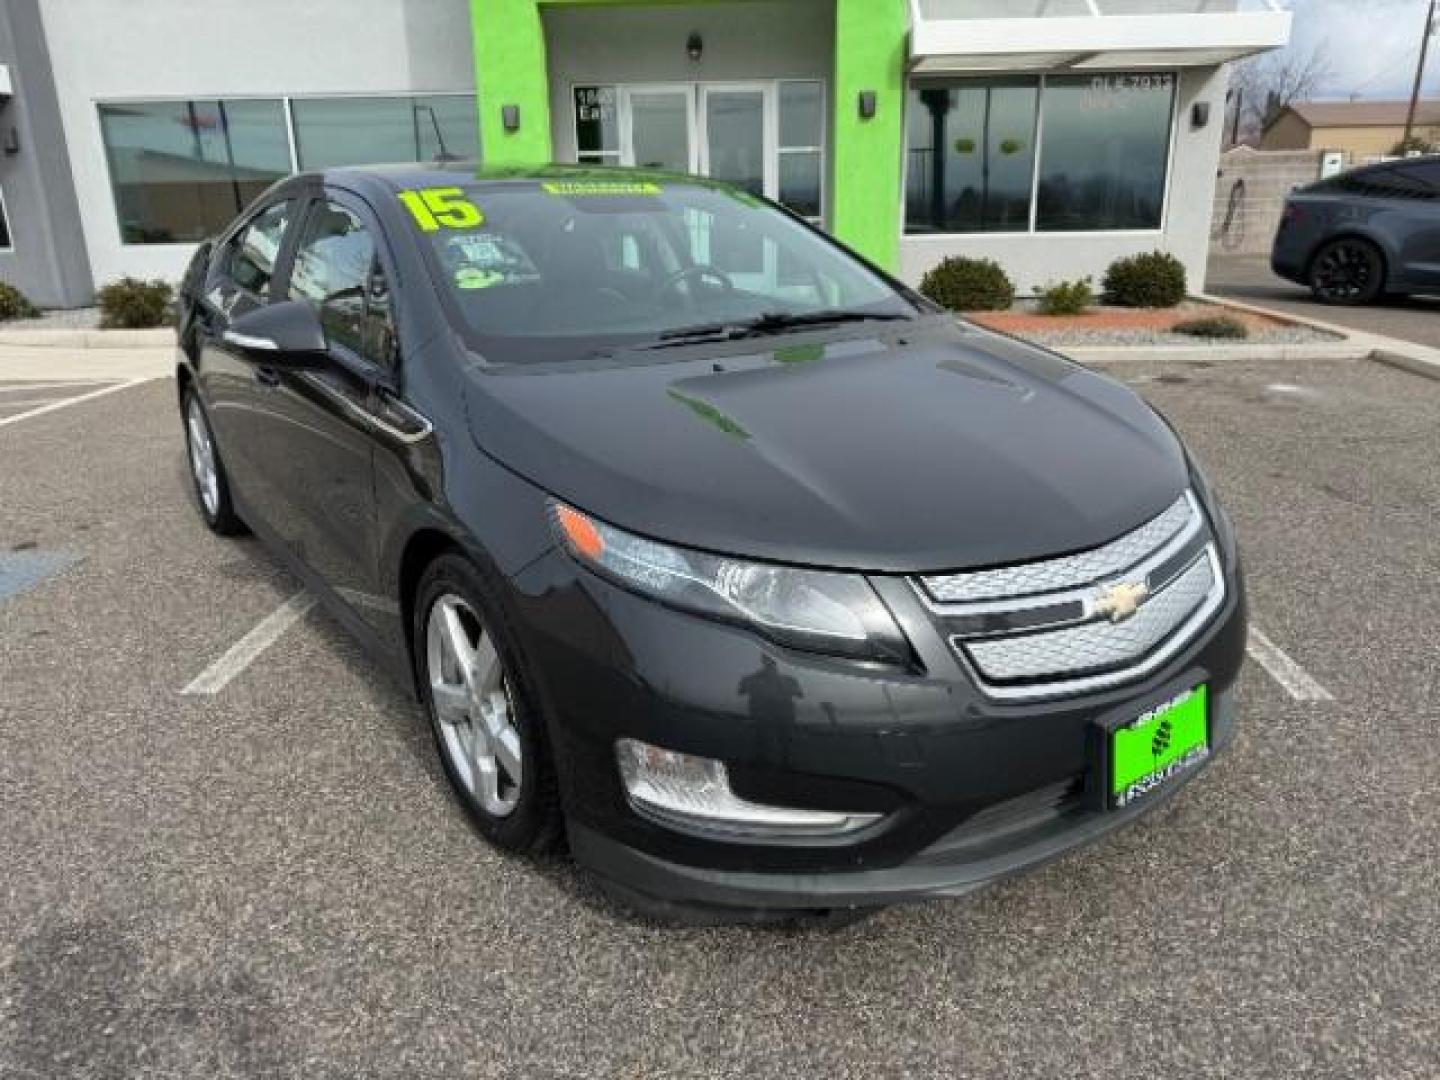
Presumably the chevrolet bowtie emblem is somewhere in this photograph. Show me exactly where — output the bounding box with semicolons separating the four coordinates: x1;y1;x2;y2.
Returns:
1094;580;1150;623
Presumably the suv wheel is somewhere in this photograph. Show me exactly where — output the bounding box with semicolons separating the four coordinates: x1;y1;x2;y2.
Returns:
1309;238;1384;305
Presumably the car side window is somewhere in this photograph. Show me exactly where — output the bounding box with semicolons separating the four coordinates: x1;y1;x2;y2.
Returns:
227;201;293;299
1340;165;1435;200
1391;162;1440;199
289;201;396;369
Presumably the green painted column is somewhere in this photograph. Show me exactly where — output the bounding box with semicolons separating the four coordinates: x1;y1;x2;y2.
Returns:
830;0;908;271
470;0;554;165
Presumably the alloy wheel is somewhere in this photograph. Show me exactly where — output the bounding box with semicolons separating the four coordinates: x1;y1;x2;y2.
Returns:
1312;241;1377;302
186;397;220;517
426;594;523;817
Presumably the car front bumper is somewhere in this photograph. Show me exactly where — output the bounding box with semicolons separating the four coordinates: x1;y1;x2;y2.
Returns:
505;522;1248;914
571;687;1233;913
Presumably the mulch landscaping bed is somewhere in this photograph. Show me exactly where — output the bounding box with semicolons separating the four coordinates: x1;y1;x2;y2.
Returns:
965;299;1340;347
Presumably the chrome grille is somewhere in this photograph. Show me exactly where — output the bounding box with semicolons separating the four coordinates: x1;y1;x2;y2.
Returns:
914;492;1226;701
965;552;1216;683
920;494;1194;603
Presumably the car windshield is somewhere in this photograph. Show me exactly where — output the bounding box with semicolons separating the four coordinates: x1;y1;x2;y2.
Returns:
401;176;917;365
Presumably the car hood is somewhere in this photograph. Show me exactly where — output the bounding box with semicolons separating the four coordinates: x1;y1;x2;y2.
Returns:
462;319;1191;573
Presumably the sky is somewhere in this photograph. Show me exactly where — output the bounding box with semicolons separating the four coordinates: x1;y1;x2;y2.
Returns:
1280;0;1438;101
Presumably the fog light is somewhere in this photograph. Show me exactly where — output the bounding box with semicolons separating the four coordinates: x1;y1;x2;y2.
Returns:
615;739;881;840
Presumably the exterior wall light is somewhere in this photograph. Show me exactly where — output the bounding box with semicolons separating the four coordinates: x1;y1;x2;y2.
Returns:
1191;102;1211;130
858;91;877;120
502;104;520;133
687;32;703;62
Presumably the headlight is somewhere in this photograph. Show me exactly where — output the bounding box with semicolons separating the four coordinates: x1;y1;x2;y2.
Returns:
551;502;910;663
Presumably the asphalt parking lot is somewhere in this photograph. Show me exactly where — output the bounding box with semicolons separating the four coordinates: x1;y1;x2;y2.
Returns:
1;355;1437;1078
1208;254;1440;350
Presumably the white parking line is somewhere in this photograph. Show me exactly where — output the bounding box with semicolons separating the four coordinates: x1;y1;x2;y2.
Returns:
0;378;154;430
182;592;316;696
0;380;119;394
1246;628;1335;702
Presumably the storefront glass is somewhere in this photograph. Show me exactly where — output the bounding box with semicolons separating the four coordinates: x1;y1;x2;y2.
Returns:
904;72;1175;235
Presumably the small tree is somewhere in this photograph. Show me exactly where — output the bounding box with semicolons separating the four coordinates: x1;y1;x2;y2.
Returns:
1229;43;1335;146
1390;132;1439;157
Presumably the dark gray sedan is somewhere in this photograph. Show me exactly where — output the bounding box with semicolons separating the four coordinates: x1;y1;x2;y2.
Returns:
1272;156;1440;304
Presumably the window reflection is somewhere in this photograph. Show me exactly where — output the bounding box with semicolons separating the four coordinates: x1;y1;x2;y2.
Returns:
292;95;478;170
904;72;1175;235
1036;74;1174;231
906;79;1038;233
98;99;290;244
98;95;479;245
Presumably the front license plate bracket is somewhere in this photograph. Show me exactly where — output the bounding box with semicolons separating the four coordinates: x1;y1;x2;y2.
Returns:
1095;683;1210;810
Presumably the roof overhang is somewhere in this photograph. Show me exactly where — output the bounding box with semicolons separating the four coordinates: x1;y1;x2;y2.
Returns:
909;7;1293;75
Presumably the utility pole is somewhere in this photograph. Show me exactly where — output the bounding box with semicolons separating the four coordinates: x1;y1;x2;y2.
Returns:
1402;0;1437;150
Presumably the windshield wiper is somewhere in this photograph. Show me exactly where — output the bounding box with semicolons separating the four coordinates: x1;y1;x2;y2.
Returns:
647;309;911;350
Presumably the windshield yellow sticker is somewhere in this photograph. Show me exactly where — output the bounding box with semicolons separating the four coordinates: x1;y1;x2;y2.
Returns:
541;181;662;197
455;267;505;290
398;187;484;232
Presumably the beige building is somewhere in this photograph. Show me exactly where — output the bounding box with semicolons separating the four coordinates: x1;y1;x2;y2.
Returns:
1260;99;1440;157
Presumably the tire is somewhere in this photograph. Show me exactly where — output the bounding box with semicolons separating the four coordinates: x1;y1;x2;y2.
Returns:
414;553;562;856
182;388;247;536
1308;238;1385;305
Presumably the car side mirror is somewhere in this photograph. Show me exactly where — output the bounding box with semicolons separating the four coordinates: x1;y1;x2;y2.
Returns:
222;301;328;364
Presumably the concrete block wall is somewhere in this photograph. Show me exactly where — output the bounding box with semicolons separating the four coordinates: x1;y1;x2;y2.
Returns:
1210;147;1341;257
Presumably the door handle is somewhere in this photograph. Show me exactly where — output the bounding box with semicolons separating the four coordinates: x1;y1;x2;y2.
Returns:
255;366;282;388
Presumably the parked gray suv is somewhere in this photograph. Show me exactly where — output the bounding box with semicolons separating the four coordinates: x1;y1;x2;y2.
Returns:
1272;156;1440;305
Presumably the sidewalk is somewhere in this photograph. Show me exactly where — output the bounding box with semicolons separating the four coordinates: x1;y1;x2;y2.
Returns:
0;339;172;382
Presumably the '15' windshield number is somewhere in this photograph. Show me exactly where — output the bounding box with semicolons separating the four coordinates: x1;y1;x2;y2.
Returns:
398;187;484;232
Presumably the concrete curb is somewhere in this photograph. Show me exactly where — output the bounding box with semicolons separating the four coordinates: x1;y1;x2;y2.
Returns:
1371;348;1440;382
1063;292;1440;381
1197;292;1364;340
1066;340;1373;366
0;328;173;349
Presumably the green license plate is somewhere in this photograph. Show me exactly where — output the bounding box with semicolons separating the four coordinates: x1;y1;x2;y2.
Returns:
1111;685;1209;808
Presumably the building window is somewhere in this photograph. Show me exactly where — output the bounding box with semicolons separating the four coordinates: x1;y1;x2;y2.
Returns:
778;80;825;223
905;78;1038;234
98;100;290;244
99;95;479;245
574;86;621;166
0;185;11;250
1036;74;1175;231
291;95;478;170
904;72;1176;235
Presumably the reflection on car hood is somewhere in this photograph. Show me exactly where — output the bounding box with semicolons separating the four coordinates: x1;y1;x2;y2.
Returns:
462;319;1190;573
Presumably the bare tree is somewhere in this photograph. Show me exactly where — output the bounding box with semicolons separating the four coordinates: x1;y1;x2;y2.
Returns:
1227;43;1337;146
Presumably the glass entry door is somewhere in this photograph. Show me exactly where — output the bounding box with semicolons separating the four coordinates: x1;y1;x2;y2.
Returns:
698;84;775;201
575;81;822;221
619;86;696;173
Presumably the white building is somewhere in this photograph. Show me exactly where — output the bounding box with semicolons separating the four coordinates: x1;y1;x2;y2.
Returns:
0;0;1290;307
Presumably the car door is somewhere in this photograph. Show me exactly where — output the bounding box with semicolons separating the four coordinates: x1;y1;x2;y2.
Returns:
194;196;301;508
1385;161;1440;289
247;191;403;617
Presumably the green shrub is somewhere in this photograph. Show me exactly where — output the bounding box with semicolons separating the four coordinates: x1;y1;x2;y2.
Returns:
919;256;1015;312
97;276;173;329
1173;315;1249;340
0;281;39;321
1037;277;1094;317
1103;251;1187;309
